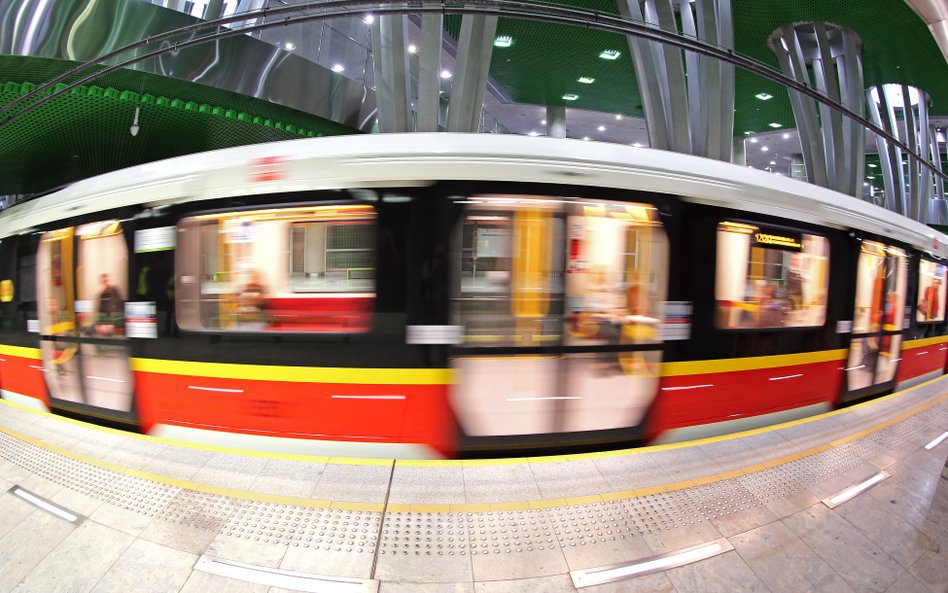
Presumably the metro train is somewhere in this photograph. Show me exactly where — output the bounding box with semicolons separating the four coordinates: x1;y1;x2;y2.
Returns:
1;133;947;459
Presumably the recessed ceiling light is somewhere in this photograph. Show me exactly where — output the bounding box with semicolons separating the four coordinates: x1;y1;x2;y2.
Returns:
761;146;769;152
863;181;870;187
407;44;417;53
782;133;790;139
744;131;753;135
633;142;642;147
578;76;595;84
363;14;375;24
867;175;875;179
331;64;345;73
541;119;547;125
768;122;782;128
494;35;513;48
597;125;606;131
582;136;590;140
440;70;453;79
749;138;758;144
562;94;579;101
283;41;296;51
755;93;774;100
615;114;623;120
769;161;776;165
599;50;621;60
868;163;878;168
527;131;539;137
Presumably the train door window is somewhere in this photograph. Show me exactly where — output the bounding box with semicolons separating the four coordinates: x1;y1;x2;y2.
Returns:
451;196;668;437
36;222;135;413
176;204;376;333
846;241;908;391
715;222;829;329
37;227;83;403
75;221;134;411
916;259;946;323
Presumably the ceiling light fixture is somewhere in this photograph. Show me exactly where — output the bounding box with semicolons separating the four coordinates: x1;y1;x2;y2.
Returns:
562;94;579;101
782;133;790;139
633;142;642;147
528;131;539;137
749;138;758;144
129;106;140;137
755;92;773;100
578;77;595;84
868;163;878;168
597;125;606;131
283;41;296;51
331;64;345;73
407;44;417;53
615;114;623;120
494;35;513;48
541;119;547;125
363;14;375;24
769;161;776;165
599;50;621;60
440;70;453;79
761;146;769;152
582;136;590;140
768;122;782;128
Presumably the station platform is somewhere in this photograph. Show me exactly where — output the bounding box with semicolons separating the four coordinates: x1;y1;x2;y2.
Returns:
0;380;946;593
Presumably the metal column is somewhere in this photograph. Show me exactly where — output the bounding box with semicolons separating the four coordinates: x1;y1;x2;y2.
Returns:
445;15;498;132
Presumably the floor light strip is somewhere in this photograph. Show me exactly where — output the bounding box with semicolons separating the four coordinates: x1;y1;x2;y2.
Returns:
822;471;889;508
9;486;81;523
570;538;732;588
194;555;378;593
924;431;948;450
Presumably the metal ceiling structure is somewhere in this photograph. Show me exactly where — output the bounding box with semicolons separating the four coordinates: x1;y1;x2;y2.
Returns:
0;0;945;202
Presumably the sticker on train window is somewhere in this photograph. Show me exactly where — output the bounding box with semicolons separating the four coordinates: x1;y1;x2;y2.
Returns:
716;222;829;329
175;204;376;333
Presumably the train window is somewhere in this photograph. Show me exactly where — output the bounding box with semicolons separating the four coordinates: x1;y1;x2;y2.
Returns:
916;259;946;323
716;222;829;329
176;204;376;333
852;241;908;334
453;196;667;346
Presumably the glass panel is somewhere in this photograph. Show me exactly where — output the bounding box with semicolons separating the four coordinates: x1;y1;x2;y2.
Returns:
176;204;376;333
37;228;83;403
852;241;887;333
916;260;946;323
76;220;134;412
716;223;829;329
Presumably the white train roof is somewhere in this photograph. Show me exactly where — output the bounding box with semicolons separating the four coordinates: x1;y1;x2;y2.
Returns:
2;132;946;259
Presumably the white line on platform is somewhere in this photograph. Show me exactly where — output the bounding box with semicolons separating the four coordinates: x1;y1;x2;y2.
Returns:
194;555;378;593
570;538;732;587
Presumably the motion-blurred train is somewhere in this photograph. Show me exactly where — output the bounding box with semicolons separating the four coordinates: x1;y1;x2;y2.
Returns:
1;134;946;458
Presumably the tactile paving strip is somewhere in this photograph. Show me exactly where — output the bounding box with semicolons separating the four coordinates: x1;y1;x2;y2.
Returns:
0;395;945;572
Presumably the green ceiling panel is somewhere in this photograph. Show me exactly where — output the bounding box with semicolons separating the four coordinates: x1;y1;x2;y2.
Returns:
0;55;359;195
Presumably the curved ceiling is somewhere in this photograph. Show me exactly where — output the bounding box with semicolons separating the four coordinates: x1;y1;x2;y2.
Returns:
0;0;945;197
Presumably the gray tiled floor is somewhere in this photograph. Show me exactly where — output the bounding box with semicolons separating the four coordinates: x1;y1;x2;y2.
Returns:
0;377;945;593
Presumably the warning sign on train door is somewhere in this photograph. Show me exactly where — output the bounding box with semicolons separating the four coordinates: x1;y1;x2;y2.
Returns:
661;301;692;341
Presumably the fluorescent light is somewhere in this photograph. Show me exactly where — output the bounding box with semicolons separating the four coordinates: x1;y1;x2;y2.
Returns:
440;70;452;79
563;94;579;101
494;35;513;48
540;119;547;125
749;138;758;143
632;142;642;147
823;472;888;508
615;114;623;120
597;125;606;131
599;50;621;60
571;540;730;587
782;133;790;139
768;122;782;128
578;76;595;84
868;163;878;168
755;93;774;100
11;487;79;523
528;131;539;137
761;146;769;152
867;175;875;179
925;431;948;450
769;160;777;165
362;14;374;24
331;64;345;73
582;136;590;140
407;44;417;53
283;41;296;51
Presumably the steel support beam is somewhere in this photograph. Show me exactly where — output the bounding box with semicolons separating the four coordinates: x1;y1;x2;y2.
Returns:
371;15;412;132
445;15;498;132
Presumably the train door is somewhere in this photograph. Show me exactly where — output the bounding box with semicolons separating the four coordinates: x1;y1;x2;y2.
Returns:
449;195;668;445
36;221;136;422
843;240;908;400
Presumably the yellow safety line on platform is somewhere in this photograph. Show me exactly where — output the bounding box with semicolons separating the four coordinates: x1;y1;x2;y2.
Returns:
0;384;945;515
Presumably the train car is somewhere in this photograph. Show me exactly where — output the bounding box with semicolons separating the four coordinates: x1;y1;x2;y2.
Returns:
0;133;946;459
